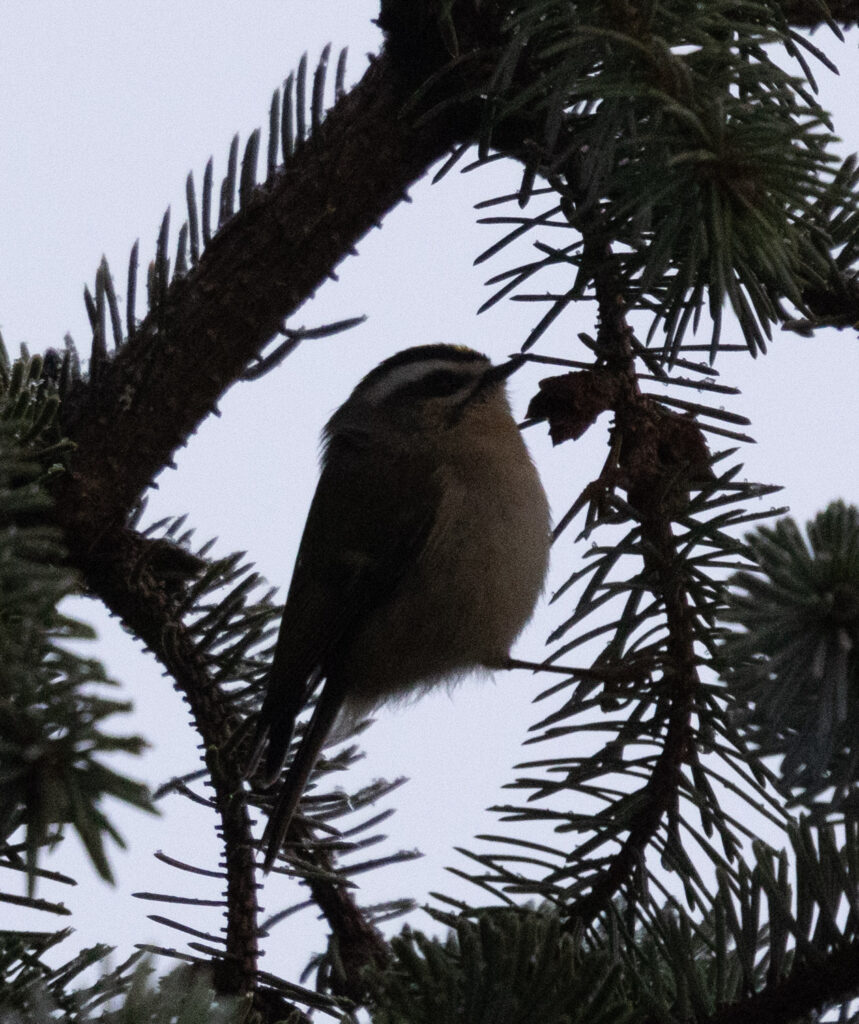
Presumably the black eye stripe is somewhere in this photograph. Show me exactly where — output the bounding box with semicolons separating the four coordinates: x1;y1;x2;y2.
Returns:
395;369;470;399
378;368;474;404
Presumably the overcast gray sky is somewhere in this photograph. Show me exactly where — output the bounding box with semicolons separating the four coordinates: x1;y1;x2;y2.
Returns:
2;2;858;989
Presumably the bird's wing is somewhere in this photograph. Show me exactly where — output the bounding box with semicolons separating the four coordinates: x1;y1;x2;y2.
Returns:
252;431;439;784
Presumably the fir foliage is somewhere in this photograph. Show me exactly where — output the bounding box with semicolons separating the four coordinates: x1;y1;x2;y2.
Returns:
0;942;246;1024
723;501;859;809
0;340;153;892
477;0;850;361
370;906;633;1024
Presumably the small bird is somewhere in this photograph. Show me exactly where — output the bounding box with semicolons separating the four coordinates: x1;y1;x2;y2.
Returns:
250;344;551;870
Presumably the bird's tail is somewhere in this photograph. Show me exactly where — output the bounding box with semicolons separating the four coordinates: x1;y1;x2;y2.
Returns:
261;681;345;871
245;668;323;785
240;707;293;786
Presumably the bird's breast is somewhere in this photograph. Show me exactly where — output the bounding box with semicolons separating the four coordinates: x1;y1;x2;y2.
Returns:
341;420;550;715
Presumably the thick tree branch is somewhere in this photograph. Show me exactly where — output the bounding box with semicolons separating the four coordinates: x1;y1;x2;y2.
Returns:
58;49;480;539
705;940;859;1024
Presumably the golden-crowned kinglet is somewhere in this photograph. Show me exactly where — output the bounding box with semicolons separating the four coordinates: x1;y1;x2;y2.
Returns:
251;344;551;869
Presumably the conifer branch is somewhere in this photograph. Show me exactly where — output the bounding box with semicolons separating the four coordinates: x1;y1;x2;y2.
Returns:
49;526;261;997
561;233;699;927
55;51;480;543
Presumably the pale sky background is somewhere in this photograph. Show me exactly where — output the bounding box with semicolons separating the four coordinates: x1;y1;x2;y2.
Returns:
2;1;858;997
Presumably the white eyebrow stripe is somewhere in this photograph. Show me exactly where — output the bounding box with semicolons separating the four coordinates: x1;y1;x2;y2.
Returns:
360;358;480;405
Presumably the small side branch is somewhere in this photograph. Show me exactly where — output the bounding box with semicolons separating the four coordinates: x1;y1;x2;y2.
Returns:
563;232;698;927
55;523;261;997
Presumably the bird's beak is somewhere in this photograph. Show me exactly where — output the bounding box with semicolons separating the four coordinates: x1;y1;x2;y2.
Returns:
481;354;526;387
